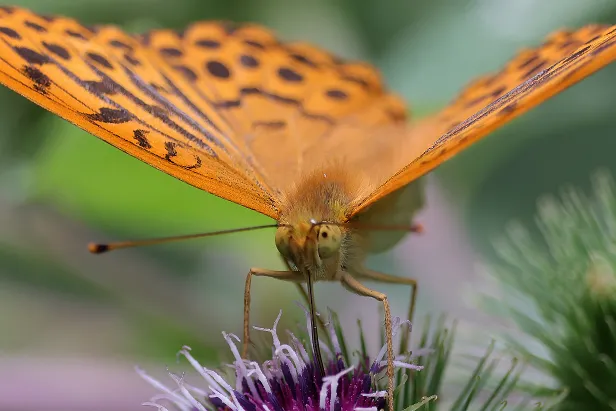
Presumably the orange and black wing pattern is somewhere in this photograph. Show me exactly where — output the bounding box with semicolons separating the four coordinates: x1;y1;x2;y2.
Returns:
0;6;409;205
352;25;616;215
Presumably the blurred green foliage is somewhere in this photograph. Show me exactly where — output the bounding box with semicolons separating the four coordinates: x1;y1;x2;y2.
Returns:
484;172;616;410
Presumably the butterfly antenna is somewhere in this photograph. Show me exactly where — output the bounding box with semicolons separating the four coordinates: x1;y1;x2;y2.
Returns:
88;224;280;254
334;222;424;233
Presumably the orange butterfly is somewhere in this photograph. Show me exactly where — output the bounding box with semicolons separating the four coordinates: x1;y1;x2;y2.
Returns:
0;5;615;409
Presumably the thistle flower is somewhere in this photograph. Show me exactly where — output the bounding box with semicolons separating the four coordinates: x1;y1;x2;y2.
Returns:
483;170;616;409
138;308;433;411
137;302;559;411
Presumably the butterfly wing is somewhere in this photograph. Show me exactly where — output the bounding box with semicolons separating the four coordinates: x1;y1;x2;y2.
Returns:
350;24;616;217
0;6;410;215
147;26;407;193
3;7;611;221
0;7;283;217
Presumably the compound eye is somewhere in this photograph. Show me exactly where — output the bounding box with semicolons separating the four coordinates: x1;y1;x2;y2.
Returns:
317;224;342;258
275;226;292;258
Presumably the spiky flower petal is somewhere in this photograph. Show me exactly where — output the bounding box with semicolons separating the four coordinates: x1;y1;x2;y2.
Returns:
139;309;425;411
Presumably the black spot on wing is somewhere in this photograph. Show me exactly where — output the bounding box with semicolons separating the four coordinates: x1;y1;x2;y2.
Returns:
252;120;286;129
196;39;220;48
86;52;113;69
278;67;303;82
109;39;133;50
84;25;100;35
133;129;151;148
23;65;51;93
124;53;141;66
290;53;317;68
325;89;347;100
40;15;56;23
83;79;118;95
187;154;202;170
42;42;70;60
172;65;197;81
147;104;170;120
149;82;168;94
0;27;20;39
162;143;202;170
14;47;50;65
24;21;46;32
244;39;265;49
341;75;369;89
87;107;131;123
239;54;259;68
160;47;183;57
500;103;517;115
206;60;231;79
65;30;87;40
164;141;177;161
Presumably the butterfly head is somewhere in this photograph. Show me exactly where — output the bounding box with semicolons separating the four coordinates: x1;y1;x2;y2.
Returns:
275;221;343;272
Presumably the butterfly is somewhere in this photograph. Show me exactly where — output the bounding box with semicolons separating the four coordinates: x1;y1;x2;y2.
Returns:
0;5;615;409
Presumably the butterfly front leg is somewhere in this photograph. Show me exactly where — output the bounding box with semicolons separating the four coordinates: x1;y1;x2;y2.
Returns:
242;268;304;359
339;272;395;411
352;269;417;354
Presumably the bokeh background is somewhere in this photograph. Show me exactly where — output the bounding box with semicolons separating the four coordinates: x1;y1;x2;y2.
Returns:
1;0;616;410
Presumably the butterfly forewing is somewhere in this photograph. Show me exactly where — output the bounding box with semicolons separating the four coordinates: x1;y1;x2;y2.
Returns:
350;24;616;216
0;7;278;216
1;6;614;222
0;6;412;211
152;23;407;192
135;19;406;193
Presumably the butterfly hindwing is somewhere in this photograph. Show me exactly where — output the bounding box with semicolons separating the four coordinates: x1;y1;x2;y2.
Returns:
351;24;616;216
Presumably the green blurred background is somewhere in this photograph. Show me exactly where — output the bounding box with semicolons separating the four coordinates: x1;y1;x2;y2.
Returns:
1;0;616;410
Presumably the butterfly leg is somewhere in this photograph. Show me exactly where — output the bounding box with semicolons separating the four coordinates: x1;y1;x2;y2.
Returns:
339;272;395;411
352;269;417;354
242;268;304;359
